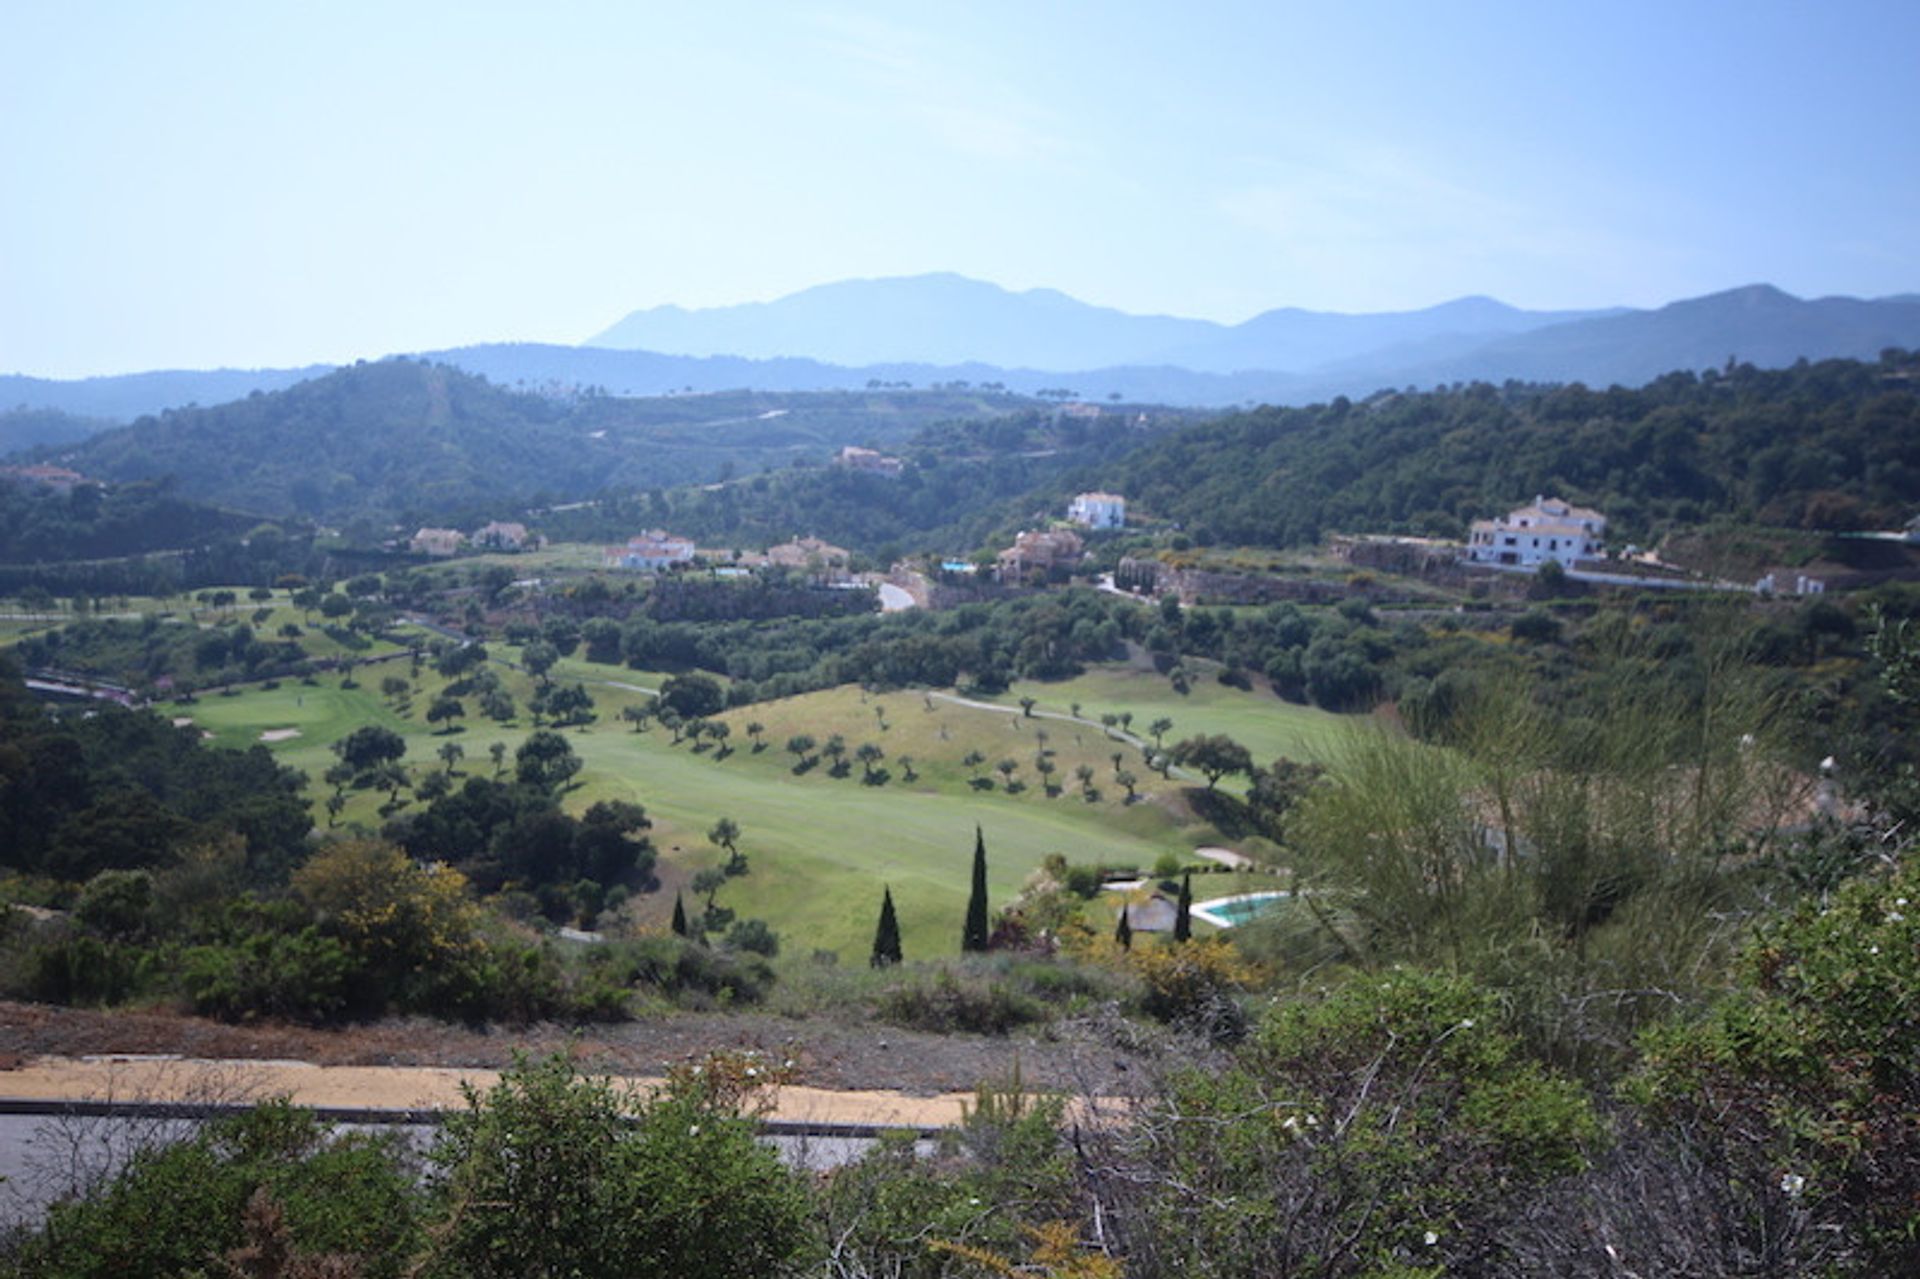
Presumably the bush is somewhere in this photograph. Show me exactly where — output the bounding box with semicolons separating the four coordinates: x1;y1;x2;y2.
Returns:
1631;857;1920;1271
1078;970;1599;1277
178;927;355;1023
877;967;1044;1035
421;1053;811;1279
18;1103;422;1279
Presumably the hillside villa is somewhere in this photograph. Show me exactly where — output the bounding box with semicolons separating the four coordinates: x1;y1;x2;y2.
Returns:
0;464;88;494
410;527;466;557
1465;495;1606;570
765;536;852;580
1067;491;1127;530
604;530;697;571
835;445;905;477
472;520;535;551
997;528;1085;582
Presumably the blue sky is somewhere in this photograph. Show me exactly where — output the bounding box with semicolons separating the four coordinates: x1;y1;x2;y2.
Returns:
3;0;1916;376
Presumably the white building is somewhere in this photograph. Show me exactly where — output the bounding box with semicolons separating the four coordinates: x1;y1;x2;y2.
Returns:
1067;491;1126;530
603;530;697;571
1465;496;1605;570
410;527;466;557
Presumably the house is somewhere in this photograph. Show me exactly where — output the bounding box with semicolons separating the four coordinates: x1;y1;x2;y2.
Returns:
0;464;87;494
835;446;905;477
765;536;852;579
1464;496;1606;570
472;520;534;551
410;527;466;557
996;528;1085;582
1122;894;1179;933
1067;491;1126;530
603;530;697;571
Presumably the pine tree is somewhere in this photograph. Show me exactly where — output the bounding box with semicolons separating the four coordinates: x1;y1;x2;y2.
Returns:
1115;904;1133;951
670;892;688;938
962;825;990;953
1173;871;1193;943
871;886;903;967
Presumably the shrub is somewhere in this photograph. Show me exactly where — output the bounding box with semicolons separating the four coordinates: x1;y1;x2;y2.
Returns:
17;1102;421;1279
421;1053;811;1279
877;967;1045;1035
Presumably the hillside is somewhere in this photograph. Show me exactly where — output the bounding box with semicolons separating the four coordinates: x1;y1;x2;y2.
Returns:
49;361;1039;524
1083;352;1920;547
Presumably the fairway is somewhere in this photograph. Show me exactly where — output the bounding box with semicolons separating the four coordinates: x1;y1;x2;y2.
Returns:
1002;666;1352;767
159;650;1370;959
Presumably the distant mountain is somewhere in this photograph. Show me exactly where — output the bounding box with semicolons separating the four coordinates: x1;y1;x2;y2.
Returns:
584;272;1617;374
587;274;1920;396
9;282;1920;427
1363;284;1920;389
0;407;116;456
588;273;1219;370
0;365;333;423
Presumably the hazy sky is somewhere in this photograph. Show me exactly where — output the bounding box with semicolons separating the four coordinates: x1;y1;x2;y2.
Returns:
4;0;1917;376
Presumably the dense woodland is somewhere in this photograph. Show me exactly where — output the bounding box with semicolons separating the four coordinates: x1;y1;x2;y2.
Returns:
1092;353;1920;548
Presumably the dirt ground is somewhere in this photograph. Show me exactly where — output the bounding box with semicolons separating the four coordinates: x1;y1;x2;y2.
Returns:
0;1000;1160;1113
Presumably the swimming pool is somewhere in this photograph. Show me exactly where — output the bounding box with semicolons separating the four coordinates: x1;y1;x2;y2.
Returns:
1190;891;1290;929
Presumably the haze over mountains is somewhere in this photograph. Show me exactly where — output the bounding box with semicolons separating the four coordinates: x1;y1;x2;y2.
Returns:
7;277;1920;431
586;272;1621;373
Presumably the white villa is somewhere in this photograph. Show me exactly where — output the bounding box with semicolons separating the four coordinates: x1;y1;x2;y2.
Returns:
472;520;535;551
1067;491;1127;530
1465;496;1606;570
603;530;697;571
410;527;466;557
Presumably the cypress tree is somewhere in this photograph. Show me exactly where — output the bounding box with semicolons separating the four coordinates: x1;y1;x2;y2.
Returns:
962;825;990;953
1115;904;1133;951
1173;871;1193;942
670;891;688;938
871;886;903;967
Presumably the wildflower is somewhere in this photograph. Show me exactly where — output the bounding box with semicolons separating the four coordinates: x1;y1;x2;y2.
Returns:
1459;1018;1475;1030
1781;1172;1805;1196
1423;1230;1439;1246
689;1124;700;1136
1870;945;1881;956
1890;912;1906;924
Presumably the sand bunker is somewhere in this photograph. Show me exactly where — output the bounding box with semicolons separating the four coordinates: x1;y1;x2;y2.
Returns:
259;728;302;742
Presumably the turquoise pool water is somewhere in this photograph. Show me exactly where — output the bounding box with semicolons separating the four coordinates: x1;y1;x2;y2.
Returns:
1191;891;1289;928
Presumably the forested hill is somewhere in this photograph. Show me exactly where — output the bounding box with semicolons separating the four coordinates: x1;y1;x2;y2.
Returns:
1085;353;1920;547
52;359;1041;525
0;478;260;563
58;360;603;523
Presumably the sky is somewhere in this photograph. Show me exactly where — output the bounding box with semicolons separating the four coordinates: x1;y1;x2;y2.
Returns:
3;0;1917;377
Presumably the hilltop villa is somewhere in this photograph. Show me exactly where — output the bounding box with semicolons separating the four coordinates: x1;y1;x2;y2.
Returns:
765;536;852;580
997;528;1085;582
1465;496;1606;570
1067;491;1127;530
835;446;905;477
604;530;697;571
410;527;466;557
472;520;535;551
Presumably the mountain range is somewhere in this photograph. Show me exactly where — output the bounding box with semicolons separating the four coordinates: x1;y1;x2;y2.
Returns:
586;272;1621;373
7;278;1920;430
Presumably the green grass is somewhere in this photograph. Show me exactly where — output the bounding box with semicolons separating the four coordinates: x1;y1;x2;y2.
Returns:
159;647;1369;960
999;666;1352;767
